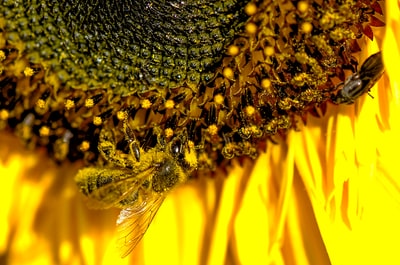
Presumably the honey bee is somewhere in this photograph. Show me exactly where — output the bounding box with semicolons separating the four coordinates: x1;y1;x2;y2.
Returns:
332;51;384;104
75;124;198;257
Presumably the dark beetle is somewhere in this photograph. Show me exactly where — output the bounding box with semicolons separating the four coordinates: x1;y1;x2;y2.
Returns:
332;52;385;104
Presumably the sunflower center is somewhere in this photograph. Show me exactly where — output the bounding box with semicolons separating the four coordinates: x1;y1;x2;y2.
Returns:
3;0;248;94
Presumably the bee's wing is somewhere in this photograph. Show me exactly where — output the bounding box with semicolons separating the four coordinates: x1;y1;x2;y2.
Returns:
76;167;155;209
116;193;166;258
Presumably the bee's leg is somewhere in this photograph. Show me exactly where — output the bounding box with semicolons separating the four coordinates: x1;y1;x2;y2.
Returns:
123;123;141;162
152;126;166;148
98;128;135;168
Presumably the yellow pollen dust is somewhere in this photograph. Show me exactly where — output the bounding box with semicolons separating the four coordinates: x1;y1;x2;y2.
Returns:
64;99;75;110
93;116;102;126
85;98;94;108
214;94;224;105
245;3;257;16
250;125;259;133
117;111;128;121
39;126;50;137
297;1;309;13
301;22;313;33
223;67;234;79
294;72;308;81
79;141;90;152
264;46;275;56
0;51;5;61
36;99;46;109
261;78;271;89
227;45;240;56
23;67;35;77
165;99;175;109
188;140;195;149
184;148;198;168
245;22;257;35
0;109;9;120
141;99;152;109
164;128;174;138
241;126;251;135
245;106;256;116
207;124;218;136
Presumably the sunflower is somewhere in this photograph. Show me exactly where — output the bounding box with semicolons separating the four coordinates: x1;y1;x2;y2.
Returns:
1;0;399;264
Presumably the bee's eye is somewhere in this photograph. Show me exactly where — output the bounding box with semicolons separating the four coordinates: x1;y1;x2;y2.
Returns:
171;140;182;156
172;145;180;155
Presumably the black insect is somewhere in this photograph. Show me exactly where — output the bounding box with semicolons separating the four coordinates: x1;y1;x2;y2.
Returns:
332;51;384;104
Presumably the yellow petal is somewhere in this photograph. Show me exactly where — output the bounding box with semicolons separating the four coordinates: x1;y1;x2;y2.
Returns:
292;2;400;263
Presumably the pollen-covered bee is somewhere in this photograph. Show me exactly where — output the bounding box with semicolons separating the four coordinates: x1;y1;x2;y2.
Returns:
75;124;198;257
332;51;385;104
